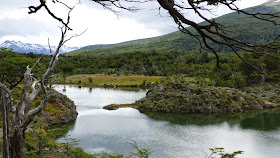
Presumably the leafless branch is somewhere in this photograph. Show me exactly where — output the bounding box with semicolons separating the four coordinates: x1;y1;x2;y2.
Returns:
221;2;280;25
48;38;53;55
27;0;280;71
63;28;88;45
1;1;87;157
21;94;51;130
28;0;73;30
91;0;280;71
55;0;73;9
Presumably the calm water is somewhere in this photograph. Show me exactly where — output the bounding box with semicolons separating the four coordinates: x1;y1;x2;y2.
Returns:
55;85;280;158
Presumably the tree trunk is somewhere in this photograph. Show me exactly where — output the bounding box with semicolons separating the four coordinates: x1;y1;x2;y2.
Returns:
1;83;11;158
10;127;26;158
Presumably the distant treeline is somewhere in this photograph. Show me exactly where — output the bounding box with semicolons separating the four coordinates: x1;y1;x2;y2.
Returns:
1;47;279;89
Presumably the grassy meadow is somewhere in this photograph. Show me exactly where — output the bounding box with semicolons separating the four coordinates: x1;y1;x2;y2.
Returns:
64;74;195;87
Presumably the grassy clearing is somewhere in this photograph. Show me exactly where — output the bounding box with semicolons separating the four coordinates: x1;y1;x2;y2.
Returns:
64;74;196;87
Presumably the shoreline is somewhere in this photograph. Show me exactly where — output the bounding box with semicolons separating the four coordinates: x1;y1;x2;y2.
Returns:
103;82;280;114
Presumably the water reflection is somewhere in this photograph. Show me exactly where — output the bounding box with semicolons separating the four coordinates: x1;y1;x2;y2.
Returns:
239;110;280;131
62;85;66;92
54;85;147;110
48;120;76;139
55;85;280;158
144;109;280;131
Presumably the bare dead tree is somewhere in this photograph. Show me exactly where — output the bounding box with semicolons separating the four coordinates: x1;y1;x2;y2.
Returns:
0;2;86;157
1;0;279;156
0;83;12;158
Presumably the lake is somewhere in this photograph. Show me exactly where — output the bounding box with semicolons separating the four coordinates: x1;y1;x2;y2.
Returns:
54;85;280;158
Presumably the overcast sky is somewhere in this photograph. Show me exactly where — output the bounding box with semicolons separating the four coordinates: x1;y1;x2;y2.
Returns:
0;0;270;47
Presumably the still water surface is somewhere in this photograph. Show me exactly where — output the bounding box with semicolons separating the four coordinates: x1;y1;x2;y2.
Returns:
55;85;280;158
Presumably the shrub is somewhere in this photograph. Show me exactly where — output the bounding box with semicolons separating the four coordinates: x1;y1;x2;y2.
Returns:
88;77;93;83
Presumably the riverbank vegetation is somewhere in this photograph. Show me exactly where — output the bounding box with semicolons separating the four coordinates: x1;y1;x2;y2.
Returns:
3;48;279;89
1;45;280;157
2;47;280;114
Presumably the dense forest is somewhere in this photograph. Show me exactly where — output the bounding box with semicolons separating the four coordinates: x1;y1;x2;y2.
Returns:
1;46;280;89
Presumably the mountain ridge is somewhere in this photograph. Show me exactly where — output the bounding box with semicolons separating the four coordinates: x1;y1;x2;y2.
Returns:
0;40;80;54
77;38;151;51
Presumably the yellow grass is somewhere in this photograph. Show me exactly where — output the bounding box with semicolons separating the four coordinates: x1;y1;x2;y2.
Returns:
66;74;166;86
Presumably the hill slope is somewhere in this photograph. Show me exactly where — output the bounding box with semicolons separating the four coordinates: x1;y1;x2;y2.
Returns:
68;1;280;56
77;38;150;51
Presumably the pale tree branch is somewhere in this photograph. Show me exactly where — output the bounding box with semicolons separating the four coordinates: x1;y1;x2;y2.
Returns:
24;2;83;130
2;1;84;157
22;94;51;130
30;55;44;72
0;83;12;158
48;38;53;55
62;28;88;45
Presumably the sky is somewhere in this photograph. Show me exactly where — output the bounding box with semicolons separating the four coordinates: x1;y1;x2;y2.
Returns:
0;0;270;47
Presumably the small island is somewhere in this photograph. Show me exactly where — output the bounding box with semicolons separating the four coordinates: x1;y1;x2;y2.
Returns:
104;81;280;114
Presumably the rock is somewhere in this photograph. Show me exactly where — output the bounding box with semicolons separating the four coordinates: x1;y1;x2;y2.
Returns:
158;85;165;91
243;105;250;110
239;96;245;102
103;104;137;110
264;104;277;109
42;91;78;125
103;104;121;110
253;105;263;110
204;106;212;113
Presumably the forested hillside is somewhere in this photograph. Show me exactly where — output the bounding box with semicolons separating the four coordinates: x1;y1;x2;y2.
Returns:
68;3;280;56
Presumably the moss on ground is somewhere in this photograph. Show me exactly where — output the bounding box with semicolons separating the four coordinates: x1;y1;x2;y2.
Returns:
136;81;279;113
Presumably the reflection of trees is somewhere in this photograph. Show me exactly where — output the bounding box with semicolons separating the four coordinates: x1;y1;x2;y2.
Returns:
240;110;280;131
144;110;280;131
89;87;93;93
47;120;77;139
63;85;66;92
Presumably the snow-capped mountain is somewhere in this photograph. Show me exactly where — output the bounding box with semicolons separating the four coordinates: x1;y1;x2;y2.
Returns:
0;40;79;54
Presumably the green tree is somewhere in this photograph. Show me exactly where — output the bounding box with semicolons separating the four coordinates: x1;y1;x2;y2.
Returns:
0;48;34;90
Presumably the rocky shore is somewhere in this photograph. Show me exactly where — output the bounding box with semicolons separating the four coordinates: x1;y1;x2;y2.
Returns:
103;104;138;110
137;82;279;113
104;82;280;114
40;91;78;125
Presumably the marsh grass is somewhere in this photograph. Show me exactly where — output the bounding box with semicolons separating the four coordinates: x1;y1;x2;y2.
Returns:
64;74;195;87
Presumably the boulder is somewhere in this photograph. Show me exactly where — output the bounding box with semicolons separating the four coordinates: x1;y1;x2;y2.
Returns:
41;91;78;125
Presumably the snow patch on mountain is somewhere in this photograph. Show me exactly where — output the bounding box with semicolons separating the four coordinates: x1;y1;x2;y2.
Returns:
0;40;79;54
